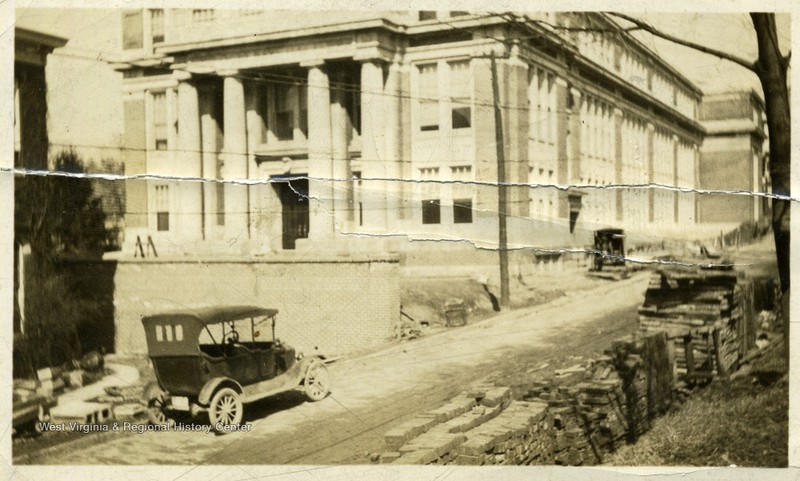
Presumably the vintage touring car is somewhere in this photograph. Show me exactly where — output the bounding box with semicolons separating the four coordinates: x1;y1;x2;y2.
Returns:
141;306;330;432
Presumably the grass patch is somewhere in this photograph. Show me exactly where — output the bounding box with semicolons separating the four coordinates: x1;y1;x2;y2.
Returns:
606;345;788;467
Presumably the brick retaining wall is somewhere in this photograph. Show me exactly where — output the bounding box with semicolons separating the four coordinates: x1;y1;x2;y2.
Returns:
61;255;400;357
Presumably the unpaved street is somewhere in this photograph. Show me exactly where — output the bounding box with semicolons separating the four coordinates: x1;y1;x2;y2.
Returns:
24;273;650;465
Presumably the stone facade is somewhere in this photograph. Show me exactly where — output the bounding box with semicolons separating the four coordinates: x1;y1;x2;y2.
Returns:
111;10;707;259
698;90;768;226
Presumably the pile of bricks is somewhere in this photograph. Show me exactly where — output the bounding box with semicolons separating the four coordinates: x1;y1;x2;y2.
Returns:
524;356;630;464
381;387;513;464
450;400;554;466
380;331;676;466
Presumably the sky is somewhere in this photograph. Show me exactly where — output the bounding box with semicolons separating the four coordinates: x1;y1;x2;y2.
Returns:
15;8;123;164
634;12;791;95
11;7;792;161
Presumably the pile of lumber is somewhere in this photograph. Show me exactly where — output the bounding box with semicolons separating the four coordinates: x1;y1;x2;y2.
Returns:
638;268;752;379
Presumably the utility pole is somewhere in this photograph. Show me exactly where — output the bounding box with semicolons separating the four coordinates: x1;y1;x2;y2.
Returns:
490;52;510;308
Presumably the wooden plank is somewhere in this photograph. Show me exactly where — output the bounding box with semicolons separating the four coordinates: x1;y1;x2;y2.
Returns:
712;328;728;379
683;336;695;378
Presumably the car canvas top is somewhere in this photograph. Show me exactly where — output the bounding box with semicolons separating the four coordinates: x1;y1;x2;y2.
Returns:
141;305;278;326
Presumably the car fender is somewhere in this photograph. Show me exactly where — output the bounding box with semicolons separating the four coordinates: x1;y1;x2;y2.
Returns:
298;356;327;382
197;377;243;406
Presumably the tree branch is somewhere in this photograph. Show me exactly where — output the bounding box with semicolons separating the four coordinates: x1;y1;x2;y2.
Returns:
606;12;757;72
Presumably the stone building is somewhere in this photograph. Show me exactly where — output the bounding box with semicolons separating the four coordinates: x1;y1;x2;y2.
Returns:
698;89;768;227
13;26;68;333
111;10;706;260
14;27;67;170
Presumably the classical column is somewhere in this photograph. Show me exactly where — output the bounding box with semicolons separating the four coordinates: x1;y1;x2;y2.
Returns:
383;59;403;229
569;87;583;184
647;122;655;224
200;86;219;240
175;72;203;241
693;143;700;224
614;108;624;222
331;69;351;232
221;71;250;242
471;56;495;216
672;134;680;224
555;77;569;219
245;83;270;253
359;59;387;231
506;48;529;219
304;61;335;242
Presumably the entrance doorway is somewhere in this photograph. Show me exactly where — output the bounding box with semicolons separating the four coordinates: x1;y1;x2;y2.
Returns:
274;177;309;250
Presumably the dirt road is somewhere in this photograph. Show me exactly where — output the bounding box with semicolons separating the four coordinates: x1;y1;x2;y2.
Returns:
23;272;651;465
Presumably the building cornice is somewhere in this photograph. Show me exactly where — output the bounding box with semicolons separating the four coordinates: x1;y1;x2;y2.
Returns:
15;27;68;50
570;53;705;141
156;18;405;56
591;13;704;99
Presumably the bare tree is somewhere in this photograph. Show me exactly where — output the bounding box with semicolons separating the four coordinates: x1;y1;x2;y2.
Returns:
605;13;791;297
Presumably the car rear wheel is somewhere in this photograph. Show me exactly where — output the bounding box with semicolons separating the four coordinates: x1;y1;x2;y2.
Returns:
208;387;243;430
144;383;174;427
303;360;331;402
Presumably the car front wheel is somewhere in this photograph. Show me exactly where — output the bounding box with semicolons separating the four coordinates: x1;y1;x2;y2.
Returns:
303;360;331;402
208;387;243;430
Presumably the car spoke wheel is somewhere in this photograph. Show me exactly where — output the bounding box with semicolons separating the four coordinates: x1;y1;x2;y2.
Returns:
145;384;174;427
304;360;331;402
208;388;243;431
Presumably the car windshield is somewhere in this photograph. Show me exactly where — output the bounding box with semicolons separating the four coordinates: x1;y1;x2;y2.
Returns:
198;315;274;345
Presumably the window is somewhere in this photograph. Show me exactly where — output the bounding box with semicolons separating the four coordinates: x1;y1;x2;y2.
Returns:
450;11;469;17
270;81;307;142
344;81;361;136
14;79;20;157
419;11;437;21
451;166;473;223
453;199;473;223
419;167;440;224
150;9;165;44
257;88;269;143
122;10;144;50
353;171;363;226
155;184;170;231
152;92;168;150
418;64;439;131
449;60;471;129
192;9;214;22
275;84;294;141
299;85;308;138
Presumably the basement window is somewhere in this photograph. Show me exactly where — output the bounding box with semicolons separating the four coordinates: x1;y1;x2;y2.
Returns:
422;199;441;224
453;199;473;224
